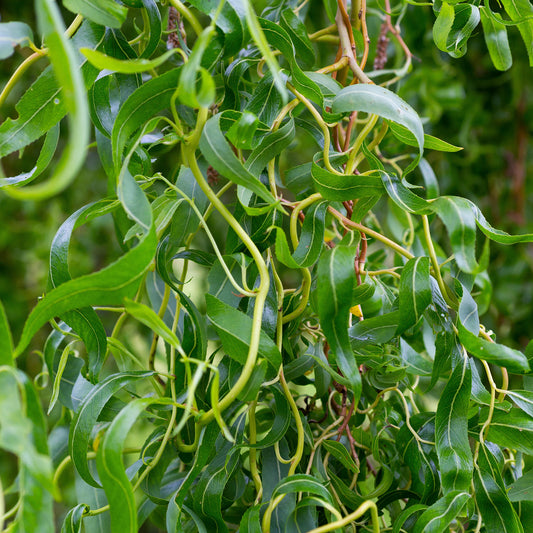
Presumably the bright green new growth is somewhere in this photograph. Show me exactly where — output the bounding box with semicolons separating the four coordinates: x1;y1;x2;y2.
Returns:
0;0;533;531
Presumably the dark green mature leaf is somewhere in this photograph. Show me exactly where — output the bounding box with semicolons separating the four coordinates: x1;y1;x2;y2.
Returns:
274;200;327;268
397;257;431;334
64;0;127;28
435;354;473;493
280;9;315;69
508;467;533;502
69;371;153;487
0;300;13;365
457;322;529;373
431;196;478;273
484;408;533;455
480;7;513;71
311;153;385;201
206;294;281;370
272;474;334;505
0;21;33;59
413;491;469;533
332;84;424;174
199;113;277;206
96;398;171;533
474;444;523;533
317;246;361;401
388;122;463;152
382;173;433;214
322;440;359;474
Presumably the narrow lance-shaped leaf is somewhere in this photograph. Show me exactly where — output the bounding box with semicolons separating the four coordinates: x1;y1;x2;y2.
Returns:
480;7;513;71
199;113;278;207
69;370;154;487
61;504;88;533
435;353;473;493
413;491;470;533
63;0;127;28
317;246;361;401
96;397;171;533
500;0;533;65
81;48;178;73
3;0;90;200
332;84;424;174
474;444;523;533
14;170;156;357
396;257;432;334
205;294;281;371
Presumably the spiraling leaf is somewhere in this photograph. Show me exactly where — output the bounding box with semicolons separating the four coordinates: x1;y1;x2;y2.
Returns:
435;354;473;493
69;370;153;487
317;246;361;401
61;504;87;533
388;122;463;152
500;0;533;65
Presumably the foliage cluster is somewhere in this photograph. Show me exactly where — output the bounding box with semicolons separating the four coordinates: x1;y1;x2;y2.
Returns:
1;0;533;532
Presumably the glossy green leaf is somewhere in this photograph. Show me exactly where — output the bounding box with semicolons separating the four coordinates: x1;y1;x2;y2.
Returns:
272;474;334;505
111;69;180;167
199;113;277;206
508;467;533;502
138;0;162;59
382;173;433;214
69;370;153;487
312;153;385;201
435;354;473;493
484;408;533;455
274;200;327;269
64;0;127;28
433;2;455;52
239;505;262;533
0;21;33;59
500;0;533;65
388;122;463;152
480;7;513;71
457;321;529;373
397;257;432;334
474;444;523;533
332;84;424;174
317;246;361;401
206;294;281;370
280;9;315;69
321;440;359;474
178;26;216;108
413;491;469;533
